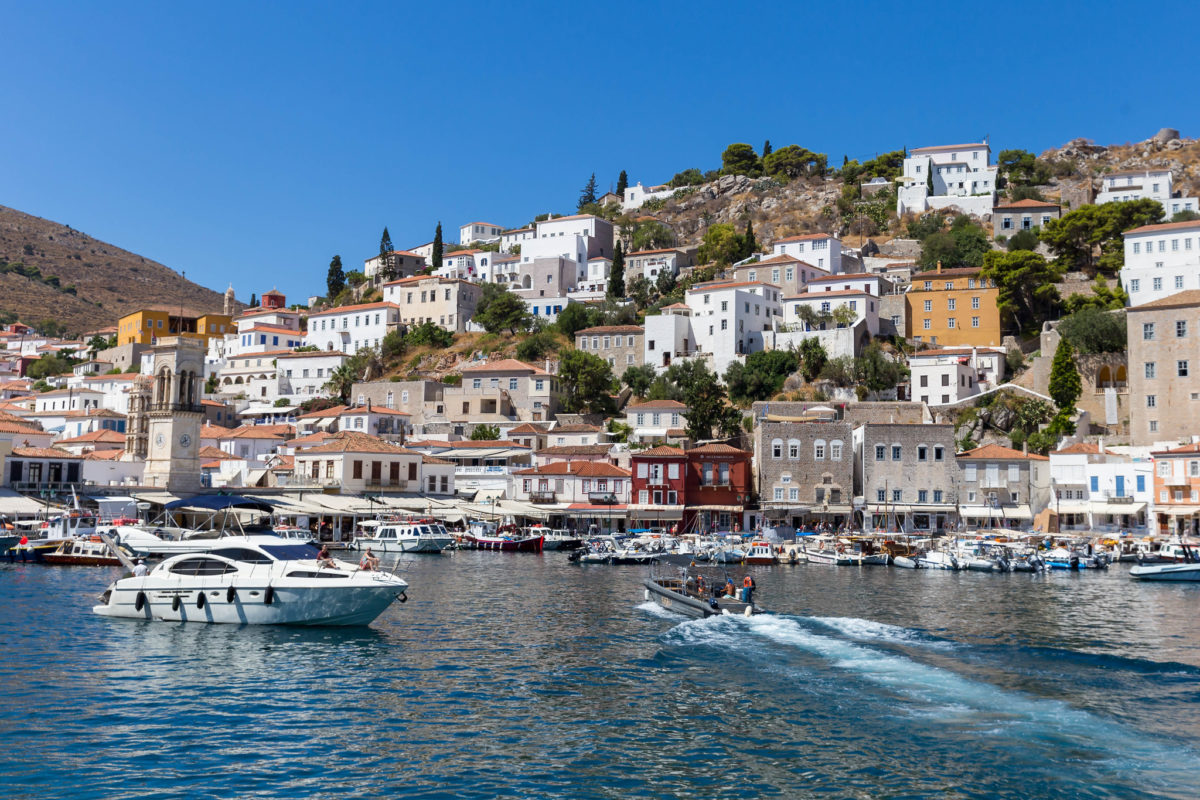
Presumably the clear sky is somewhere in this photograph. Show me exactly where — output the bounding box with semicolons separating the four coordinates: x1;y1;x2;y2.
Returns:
3;1;1197;304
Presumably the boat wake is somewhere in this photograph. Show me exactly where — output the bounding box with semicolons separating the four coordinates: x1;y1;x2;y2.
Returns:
635;600;687;620
663;613;1200;792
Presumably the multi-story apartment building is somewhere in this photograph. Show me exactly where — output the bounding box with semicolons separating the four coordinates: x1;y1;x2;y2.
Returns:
992;199;1061;238
625;248;693;282
448;358;559;424
362;250;427;284
303;302;400;355
858;422;958;533
1120;219;1200;306
755;418;854;531
1049;442;1151;533
908;346;1005;406
732;254;827;297
905;266;1001;346
292;431;434;494
896;142;998;217
275;350;349;399
684;443;754;533
625;399;687;443
1150;442;1200;535
629;445;688;529
382;275;482;333
1126;290;1200;445
509;460;631;506
118;309;233;347
955;443;1049;530
520;214;614;265
575;325;644;376
501;227;535;253
1096;169;1198;212
684;280;783;374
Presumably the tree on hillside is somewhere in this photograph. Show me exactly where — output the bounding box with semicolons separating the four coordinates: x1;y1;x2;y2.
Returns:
997;149;1051;188
608;241;625;298
763;144;825;181
724;349;799;405
1049;338;1082;411
917;216;989;269
616;170;628;197
1005;229;1039;252
327;254;345;298
473;288;531;334
626;274;652;309
981;250;1062;335
578;173;598;211
741;218;758;259
432;222;444;270
249;293;258;308
1040;199;1163;275
622;364;655;397
1062;276;1127;313
631;219;674;251
762;139;772;158
324;362;357;402
721;143;761;177
554;302;596;339
87;334;109;351
667;360;742;440
379;227;396;281
669;168;705;188
697;223;745;266
1056;307;1126;354
798;338;828;382
856;342;908;397
558;350;615;414
471;424;501;441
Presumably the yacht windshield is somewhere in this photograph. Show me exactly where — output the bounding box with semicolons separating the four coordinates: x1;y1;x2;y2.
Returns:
261;543;322;561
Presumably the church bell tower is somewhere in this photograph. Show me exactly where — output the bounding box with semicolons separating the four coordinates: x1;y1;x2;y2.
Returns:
141;336;205;492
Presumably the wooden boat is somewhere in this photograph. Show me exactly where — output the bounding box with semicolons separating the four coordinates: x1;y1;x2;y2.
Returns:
41;537;123;567
743;541;778;565
643;565;763;618
460;530;544;552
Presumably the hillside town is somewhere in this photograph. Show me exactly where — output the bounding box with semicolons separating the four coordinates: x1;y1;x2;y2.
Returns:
2;131;1200;544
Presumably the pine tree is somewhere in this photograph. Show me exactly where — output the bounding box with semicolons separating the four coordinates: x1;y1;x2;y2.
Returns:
327;254;345;298
616;170;628;197
432;222;443;269
378;226;396;281
762;140;772;158
249;293;258;308
578;173;598;211
608;241;625;299
1048;338;1082;411
742;218;757;259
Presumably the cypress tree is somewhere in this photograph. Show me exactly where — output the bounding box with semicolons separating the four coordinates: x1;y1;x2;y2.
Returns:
432;222;443;269
1048;338;1082;411
609;241;625;299
742;218;757;259
762;140;772;158
249;293;258;308
379;226;395;280
327;254;345;298
616;170;628;197
579;173;598;211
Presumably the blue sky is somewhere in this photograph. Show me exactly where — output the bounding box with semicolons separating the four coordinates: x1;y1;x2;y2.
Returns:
3;1;1197;304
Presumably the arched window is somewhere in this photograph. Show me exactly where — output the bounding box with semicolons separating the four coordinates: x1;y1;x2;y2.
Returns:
771;438;783;459
787;438;800;459
814;439;826;460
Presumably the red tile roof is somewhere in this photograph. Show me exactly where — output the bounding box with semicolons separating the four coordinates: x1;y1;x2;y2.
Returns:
957;443;1048;461
1151;442;1200;456
297;431;420;455
773;232;837;243
515;461;630;477
993;198;1061;210
1124;219;1200;236
628;400;687;411
12;446;82;459
460;358;549;375
1051;442;1116;456
535;444;612;457
576;325;644;335
56;429;126;445
687;443;750;456
635;445;687;458
307;302;400;318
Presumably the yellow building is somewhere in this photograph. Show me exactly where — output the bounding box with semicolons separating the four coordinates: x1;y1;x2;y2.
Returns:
905;266;1001;347
117;309;233;347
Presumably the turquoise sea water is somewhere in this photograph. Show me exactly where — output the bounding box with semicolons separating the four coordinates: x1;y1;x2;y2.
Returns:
2;553;1200;799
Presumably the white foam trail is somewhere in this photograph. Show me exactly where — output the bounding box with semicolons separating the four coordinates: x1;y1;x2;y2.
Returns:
664;614;1200;778
808;616;957;651
635;601;687;620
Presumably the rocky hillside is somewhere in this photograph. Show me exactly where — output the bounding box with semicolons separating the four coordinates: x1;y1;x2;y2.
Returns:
638;129;1199;251
0;204;234;335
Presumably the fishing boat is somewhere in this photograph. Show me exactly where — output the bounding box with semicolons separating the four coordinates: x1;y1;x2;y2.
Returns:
524;525;583;551
42;537;124;567
743;541;778;565
353;519;454;554
459;521;544;552
643;564;763;618
93;537;409;626
954;540;1009;572
803;537;859;566
1129;543;1200;581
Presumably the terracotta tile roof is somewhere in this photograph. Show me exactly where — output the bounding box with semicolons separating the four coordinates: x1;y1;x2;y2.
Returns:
740;253;818;267
56;429;125;445
0;380;31;391
806;273;876;284
219;426;287;440
297;404;348;419
60;409;124;418
297;431;420;455
306;301;400;318
993;199;1061;210
912;267;984;279
84;449;125;461
1124;219;1200;236
628;399;687;411
636;445;687;458
269;455;295;471
12;446;82;459
575;325;644;335
786;289;872;300
1151;442;1200;456
0;421;46;436
408;439;530;449
627;248;685;256
515;461;630;477
687;443;750;456
198;445;243;460
460;358;548;375
661;303;691;310
688;280;781;292
287;431;338;447
1051;442;1116;456
508;423;549;435
535;444;612;457
551;424;601;433
422;455;454;465
275;351;348;359
910;143;988;153
82;372;139;382
36;387;104;398
957;443;1048;461
1126;290;1200;311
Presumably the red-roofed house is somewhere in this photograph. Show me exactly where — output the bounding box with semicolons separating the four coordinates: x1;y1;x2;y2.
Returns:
304;302;400;356
956;443;1050;530
629;445;687;527
684;444;753;532
381;275;482;333
292;432;448;495
625;400;687;444
510;460;631;505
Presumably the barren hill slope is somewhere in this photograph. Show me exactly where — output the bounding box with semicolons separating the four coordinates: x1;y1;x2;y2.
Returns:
0;204;233;335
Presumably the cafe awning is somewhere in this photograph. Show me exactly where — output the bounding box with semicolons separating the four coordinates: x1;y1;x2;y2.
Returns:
1089;500;1146;516
959;504;1033;520
627;504;683;520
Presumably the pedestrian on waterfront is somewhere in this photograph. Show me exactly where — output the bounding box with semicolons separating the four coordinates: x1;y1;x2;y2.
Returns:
360;548;379;571
317;544;335;569
133;559;148;577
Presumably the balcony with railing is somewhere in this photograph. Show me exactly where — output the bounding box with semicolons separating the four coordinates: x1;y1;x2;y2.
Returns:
285;477;342;489
529;491;557;503
363;480;410;491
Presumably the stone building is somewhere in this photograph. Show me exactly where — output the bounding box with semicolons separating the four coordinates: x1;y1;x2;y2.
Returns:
858;422;958;533
575;325;644;376
955;443;1049;530
754;418;854;531
1126;290;1200;446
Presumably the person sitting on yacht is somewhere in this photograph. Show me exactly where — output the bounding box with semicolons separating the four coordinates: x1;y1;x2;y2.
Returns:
317;545;336;569
360;548;380;571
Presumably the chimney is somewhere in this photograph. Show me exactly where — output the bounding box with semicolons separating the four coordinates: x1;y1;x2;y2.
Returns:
1022;440;1028;455
936;260;942;273
366;399;372;412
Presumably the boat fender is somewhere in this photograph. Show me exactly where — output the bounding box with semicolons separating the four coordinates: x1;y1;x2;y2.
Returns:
171;596;181;612
226;586;236;604
744;605;753;617
644;589;650;601
263;586;275;605
196;592;206;610
135;591;146;612
398;592;408;603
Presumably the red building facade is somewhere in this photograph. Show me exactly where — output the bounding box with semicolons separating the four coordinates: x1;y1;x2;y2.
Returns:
685;444;753;533
629;445;688;530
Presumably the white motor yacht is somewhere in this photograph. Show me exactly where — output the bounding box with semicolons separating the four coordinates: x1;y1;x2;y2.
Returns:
93;536;409;626
353;519;454;554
